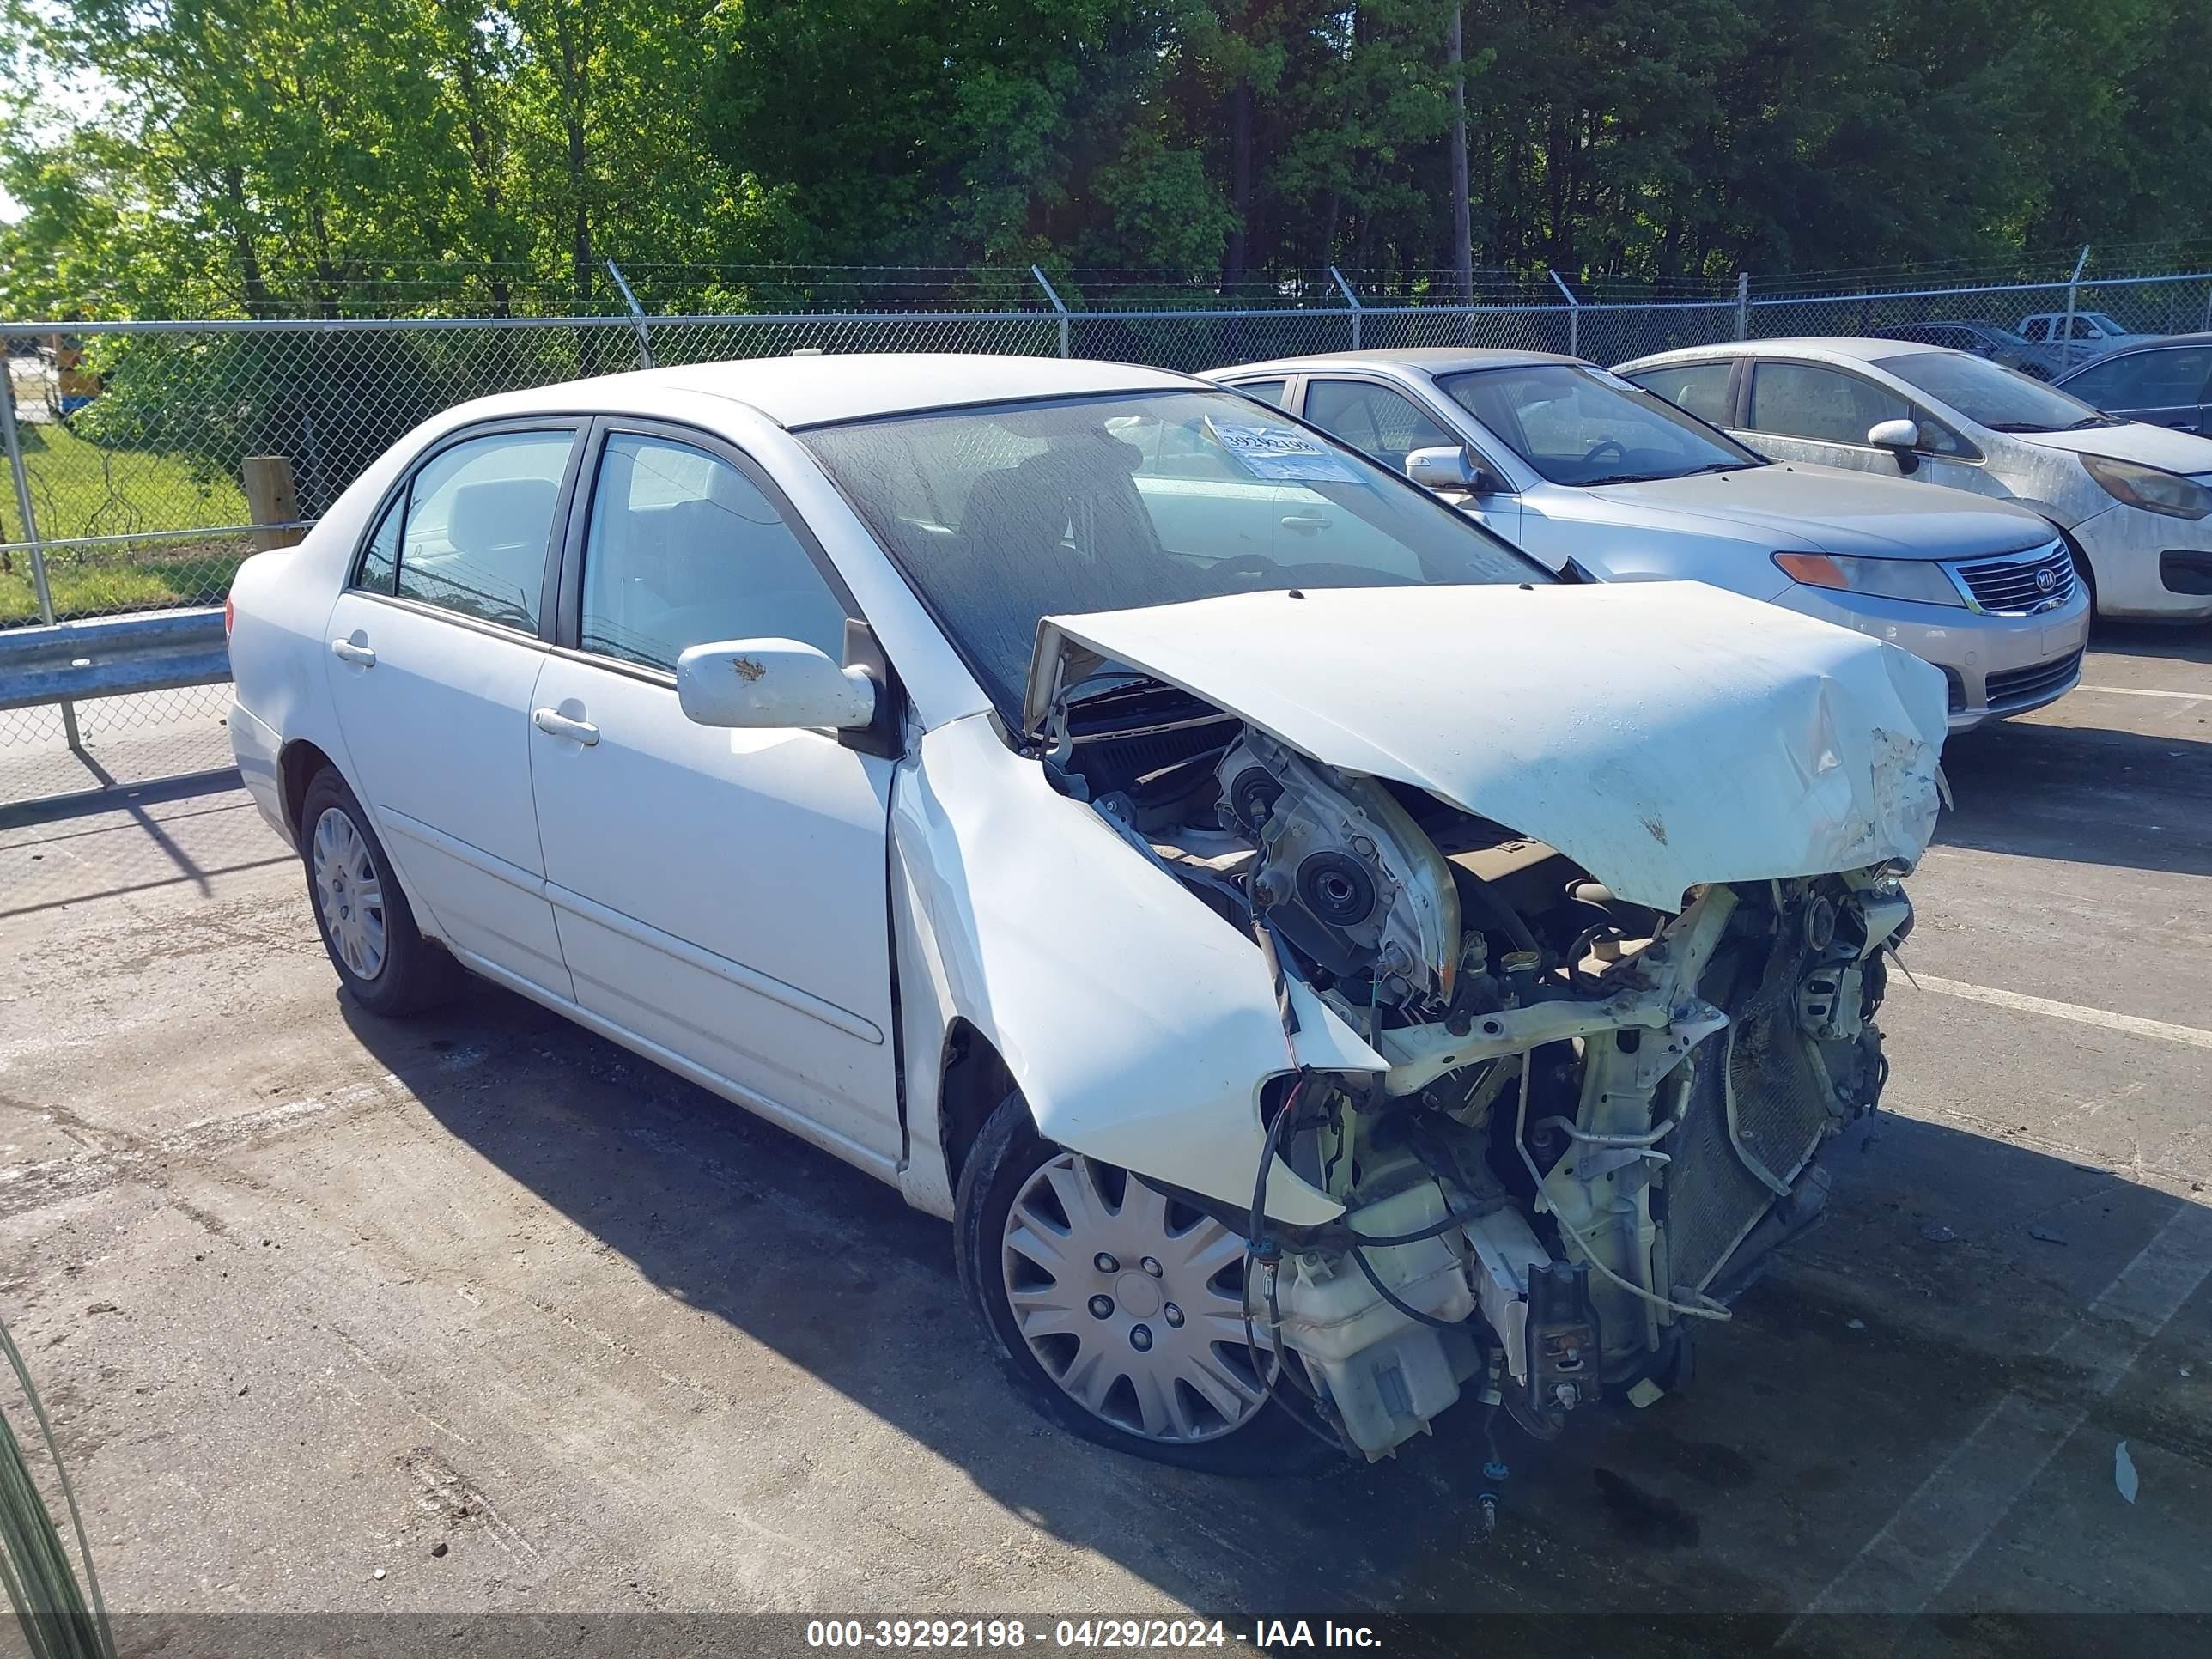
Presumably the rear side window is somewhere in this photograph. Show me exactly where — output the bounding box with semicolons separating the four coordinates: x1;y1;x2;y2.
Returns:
1747;362;1910;445
1229;378;1289;408
356;499;401;596
353;429;573;632
1629;362;1734;424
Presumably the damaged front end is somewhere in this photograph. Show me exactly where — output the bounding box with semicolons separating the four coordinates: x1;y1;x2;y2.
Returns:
1025;585;1942;1460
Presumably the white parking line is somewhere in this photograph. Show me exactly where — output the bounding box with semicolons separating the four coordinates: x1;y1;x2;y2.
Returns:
1913;974;2212;1051
2076;684;2207;701
1786;1200;2212;1632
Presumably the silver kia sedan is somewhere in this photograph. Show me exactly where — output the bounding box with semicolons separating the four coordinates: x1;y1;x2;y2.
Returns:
1206;350;2089;731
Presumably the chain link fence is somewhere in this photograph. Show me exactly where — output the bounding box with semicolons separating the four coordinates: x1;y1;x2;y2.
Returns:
6;252;2210;772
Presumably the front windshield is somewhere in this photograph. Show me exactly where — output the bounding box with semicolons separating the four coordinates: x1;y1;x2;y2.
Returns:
2083;313;2130;334
801;389;1547;715
1436;362;1762;485
1872;349;2120;432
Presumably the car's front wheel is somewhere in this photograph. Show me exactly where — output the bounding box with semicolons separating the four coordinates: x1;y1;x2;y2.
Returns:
299;766;460;1017
954;1092;1337;1474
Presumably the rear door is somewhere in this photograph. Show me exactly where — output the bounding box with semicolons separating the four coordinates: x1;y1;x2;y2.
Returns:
526;422;902;1169
323;422;581;996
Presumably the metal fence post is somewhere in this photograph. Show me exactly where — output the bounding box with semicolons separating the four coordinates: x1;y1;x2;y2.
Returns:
2060;245;2090;374
1;362;82;751
1032;266;1071;357
606;260;654;368
1329;266;1363;350
1547;268;1580;358
1734;272;1751;341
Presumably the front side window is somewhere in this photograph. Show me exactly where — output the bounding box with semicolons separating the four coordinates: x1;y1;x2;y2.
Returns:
386;431;572;630
1746;362;1911;446
1873;350;2118;433
2063;347;2212;411
580;434;848;672
799;390;1546;716
1623;361;1735;426
1303;380;1459;473
1443;363;1759;485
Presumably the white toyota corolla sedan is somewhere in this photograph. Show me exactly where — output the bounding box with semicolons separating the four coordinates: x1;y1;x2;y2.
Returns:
227;355;1948;1474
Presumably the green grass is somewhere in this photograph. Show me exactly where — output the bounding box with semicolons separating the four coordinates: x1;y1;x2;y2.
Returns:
1;419;252;624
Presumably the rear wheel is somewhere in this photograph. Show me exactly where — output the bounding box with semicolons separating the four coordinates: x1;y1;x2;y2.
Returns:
954;1093;1338;1474
300;767;461;1018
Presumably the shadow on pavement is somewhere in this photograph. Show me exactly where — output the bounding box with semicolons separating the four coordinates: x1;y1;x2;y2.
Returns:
1937;717;2210;878
337;981;2207;1639
2087;621;2212;666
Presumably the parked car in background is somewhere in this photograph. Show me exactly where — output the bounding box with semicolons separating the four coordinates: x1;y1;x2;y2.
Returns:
1891;319;2064;380
226;353;1948;1476
2052;332;2212;436
1618;338;2212;623
2016;311;2157;363
1206;349;2087;729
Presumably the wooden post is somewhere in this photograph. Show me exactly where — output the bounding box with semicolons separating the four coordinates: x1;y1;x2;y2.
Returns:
243;454;303;550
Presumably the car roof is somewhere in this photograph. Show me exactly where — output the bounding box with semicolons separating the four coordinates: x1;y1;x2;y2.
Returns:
1619;337;1964;370
1207;348;1586;379
471;353;1207;429
2057;331;2212;366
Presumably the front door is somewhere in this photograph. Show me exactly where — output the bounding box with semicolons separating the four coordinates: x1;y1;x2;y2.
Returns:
526;426;902;1169
1732;360;1987;494
322;423;579;996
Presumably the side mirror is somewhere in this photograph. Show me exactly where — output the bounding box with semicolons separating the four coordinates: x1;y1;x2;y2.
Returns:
676;638;878;732
1867;418;1921;451
1406;445;1502;495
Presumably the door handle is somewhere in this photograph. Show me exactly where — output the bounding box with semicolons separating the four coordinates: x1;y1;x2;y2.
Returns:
1279;514;1333;533
532;707;599;746
330;638;376;667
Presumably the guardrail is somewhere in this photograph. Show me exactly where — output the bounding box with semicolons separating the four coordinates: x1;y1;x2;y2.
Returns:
0;607;229;718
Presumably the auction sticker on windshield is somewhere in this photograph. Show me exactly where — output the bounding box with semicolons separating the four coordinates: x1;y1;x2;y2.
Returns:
1205;419;1363;483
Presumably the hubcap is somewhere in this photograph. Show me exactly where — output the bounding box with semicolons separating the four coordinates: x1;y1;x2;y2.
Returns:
1001;1152;1270;1444
311;806;387;981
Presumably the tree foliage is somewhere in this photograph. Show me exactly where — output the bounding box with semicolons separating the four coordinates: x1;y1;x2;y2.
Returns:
2;0;2207;318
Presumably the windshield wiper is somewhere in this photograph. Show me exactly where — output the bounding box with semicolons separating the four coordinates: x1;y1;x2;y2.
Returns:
1984;422;2060;433
2067;415;2123;429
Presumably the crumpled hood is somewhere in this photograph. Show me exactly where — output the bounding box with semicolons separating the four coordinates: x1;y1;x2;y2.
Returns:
1586;462;2051;558
1028;582;1949;911
2011;421;2212;479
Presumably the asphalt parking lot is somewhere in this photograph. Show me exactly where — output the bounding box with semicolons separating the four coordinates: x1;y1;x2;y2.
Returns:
2;627;2208;1656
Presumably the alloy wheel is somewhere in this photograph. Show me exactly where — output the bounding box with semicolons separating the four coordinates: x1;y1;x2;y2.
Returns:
311;805;388;981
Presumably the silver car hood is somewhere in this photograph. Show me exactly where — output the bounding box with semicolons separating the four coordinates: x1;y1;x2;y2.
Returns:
1583;462;2051;557
1027;582;1949;910
2011;422;2212;479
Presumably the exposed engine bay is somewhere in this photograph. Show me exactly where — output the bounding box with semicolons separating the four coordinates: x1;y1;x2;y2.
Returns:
1047;672;1916;1460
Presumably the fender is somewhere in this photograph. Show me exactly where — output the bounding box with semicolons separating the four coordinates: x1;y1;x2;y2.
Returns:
887;713;1357;1226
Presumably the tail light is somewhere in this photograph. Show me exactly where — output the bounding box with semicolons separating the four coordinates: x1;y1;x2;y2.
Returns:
224;594;234;638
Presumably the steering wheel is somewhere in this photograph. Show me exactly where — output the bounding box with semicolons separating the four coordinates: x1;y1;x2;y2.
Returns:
1214;551;1280;580
1583;438;1628;466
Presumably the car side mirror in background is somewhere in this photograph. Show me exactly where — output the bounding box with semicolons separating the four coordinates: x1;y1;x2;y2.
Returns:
1867;417;1923;472
676;637;878;732
1406;445;1502;495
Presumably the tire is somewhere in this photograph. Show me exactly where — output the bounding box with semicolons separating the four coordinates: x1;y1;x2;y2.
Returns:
953;1091;1340;1475
299;766;462;1018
